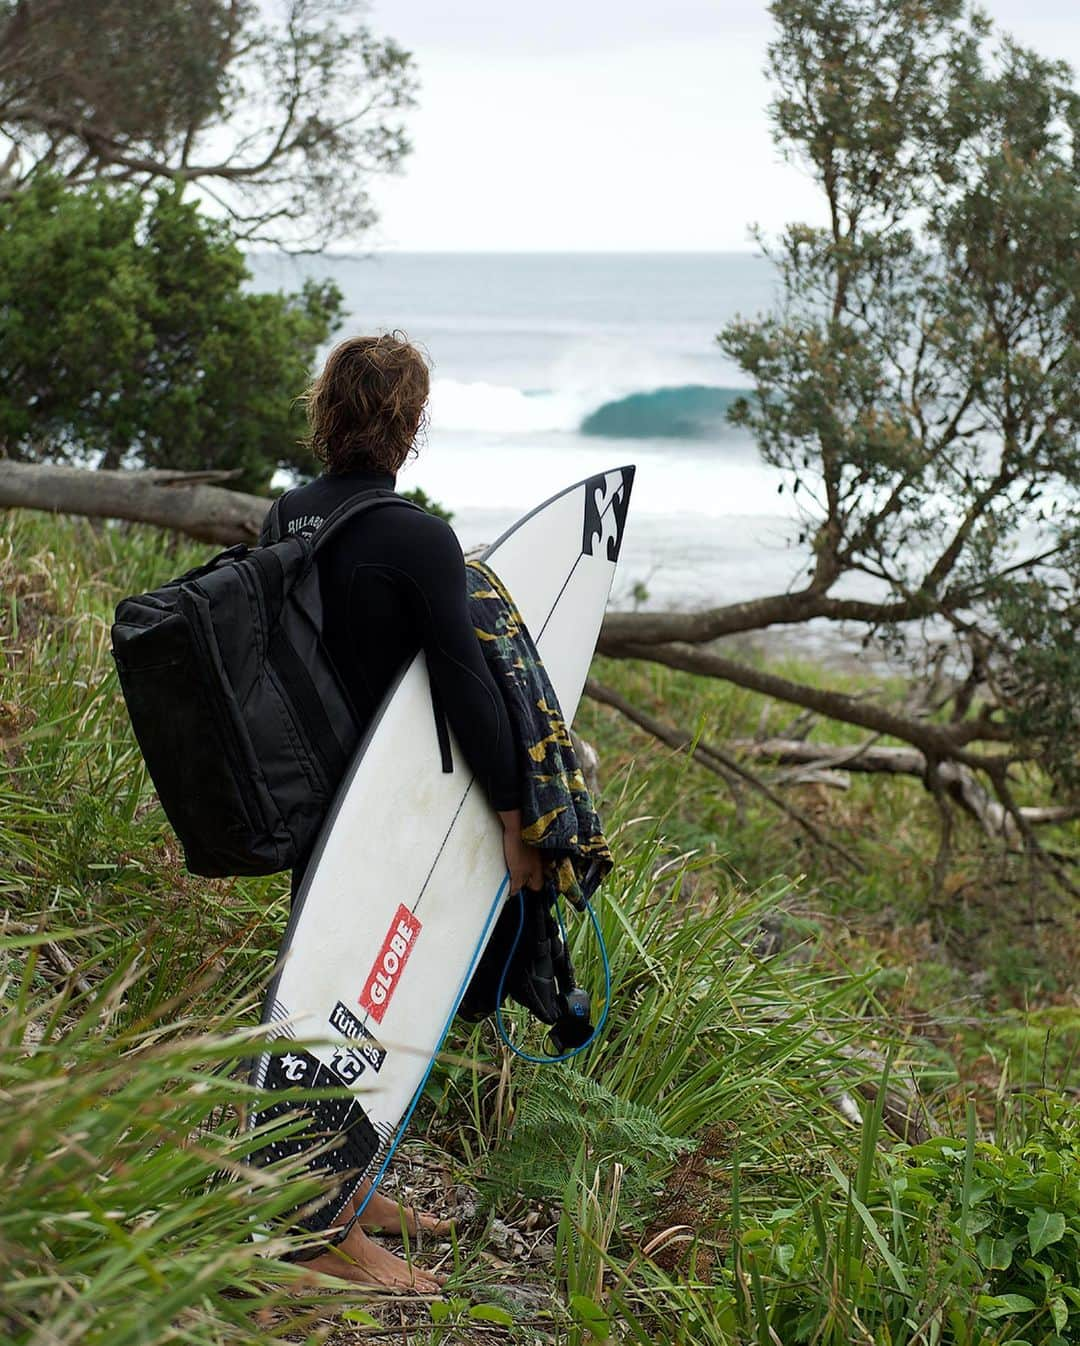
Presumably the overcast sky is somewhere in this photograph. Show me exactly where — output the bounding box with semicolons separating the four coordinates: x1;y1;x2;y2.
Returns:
359;0;1079;252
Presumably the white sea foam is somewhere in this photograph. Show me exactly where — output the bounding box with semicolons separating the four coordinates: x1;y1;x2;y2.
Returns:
400;430;795;520
428;378;586;434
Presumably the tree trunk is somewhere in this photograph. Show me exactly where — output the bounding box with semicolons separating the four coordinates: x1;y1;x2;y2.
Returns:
0;461;267;545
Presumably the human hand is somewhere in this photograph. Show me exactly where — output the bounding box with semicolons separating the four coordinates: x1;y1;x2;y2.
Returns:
498;809;544;895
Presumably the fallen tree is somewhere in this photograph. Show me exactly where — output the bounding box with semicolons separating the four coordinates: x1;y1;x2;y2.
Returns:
0;460;266;545
722;737;1077;847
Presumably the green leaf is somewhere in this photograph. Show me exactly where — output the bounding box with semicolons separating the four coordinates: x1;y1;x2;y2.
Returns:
570;1293;611;1339
1027;1208;1066;1255
976;1235;1017;1270
1050;1297;1069;1333
1018;1257;1056;1288
824;1156;912;1295
469;1304;515;1326
429;1298;468;1323
341;1308;379;1326
977;1294;1037;1319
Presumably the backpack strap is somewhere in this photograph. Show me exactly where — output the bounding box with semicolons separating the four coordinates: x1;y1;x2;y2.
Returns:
307;488;450;774
310;489;423;552
261;494;285;546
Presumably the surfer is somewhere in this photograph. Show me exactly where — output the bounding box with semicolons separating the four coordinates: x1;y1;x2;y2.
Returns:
264;334;543;1292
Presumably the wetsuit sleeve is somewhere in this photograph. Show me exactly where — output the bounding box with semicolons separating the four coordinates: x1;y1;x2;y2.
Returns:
396;517;521;811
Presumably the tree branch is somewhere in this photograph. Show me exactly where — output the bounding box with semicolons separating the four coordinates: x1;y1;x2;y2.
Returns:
597;587;940;647
585;677;865;872
733;738;1078;840
600;640;1013;757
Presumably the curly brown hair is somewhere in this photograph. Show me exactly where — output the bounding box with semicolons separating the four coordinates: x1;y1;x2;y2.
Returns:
302;333;430;475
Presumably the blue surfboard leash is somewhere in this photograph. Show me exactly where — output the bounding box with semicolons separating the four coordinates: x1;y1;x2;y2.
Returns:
336;874;513;1240
494;887;611;1064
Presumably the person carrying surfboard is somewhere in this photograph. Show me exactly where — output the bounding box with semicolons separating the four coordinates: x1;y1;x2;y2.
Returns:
262;333;544;1291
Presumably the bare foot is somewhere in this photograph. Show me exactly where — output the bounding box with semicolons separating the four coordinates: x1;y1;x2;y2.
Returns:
350;1185;454;1239
296;1223;444;1294
337;1180;454;1239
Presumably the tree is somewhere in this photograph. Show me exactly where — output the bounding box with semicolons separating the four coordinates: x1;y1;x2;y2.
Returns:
0;177;342;491
0;0;417;249
596;0;1079;887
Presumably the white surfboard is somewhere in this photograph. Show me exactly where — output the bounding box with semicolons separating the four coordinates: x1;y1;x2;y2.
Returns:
253;465;634;1228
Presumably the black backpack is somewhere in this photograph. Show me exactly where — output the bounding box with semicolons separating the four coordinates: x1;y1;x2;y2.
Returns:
111;490;419;877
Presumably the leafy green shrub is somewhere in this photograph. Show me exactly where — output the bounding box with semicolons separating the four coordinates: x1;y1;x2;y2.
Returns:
886;1101;1080;1344
739;1097;1080;1345
0;177;341;489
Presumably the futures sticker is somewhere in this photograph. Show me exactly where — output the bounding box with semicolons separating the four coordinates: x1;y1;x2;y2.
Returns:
328;1000;387;1074
359;904;422;1023
582;468;632;562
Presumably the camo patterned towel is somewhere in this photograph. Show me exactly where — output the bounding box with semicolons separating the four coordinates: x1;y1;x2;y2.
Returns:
466;560;612;907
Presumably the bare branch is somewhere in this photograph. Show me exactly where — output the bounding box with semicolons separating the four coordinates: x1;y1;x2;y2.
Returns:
733;737;1078;840
0;0;417;247
598;588;939;648
600;640;1013;757
585;677;865;872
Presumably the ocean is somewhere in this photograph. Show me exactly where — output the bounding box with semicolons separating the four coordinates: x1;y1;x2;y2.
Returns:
248;251;811;617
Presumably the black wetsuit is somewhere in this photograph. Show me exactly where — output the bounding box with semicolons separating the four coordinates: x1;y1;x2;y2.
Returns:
262;470;520;897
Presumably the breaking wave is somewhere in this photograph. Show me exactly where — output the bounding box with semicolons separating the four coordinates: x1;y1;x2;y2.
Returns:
429;378;746;440
429;378;579;434
580;385;744;440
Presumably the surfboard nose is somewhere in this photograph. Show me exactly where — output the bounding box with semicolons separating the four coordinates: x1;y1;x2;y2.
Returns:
583;466;634;563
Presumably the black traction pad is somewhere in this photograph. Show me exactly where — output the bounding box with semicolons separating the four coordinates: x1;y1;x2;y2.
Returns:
249;1048;381;1233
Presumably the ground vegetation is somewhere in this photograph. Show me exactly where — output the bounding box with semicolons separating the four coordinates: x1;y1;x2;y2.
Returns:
2;512;1077;1345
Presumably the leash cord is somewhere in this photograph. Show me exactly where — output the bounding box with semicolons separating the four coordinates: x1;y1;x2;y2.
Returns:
494;888;611;1064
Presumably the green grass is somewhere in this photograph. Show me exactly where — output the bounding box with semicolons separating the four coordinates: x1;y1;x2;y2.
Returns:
2;510;1078;1345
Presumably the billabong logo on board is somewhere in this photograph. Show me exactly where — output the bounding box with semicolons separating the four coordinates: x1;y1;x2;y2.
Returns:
359;904;422;1023
582;468;632;562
